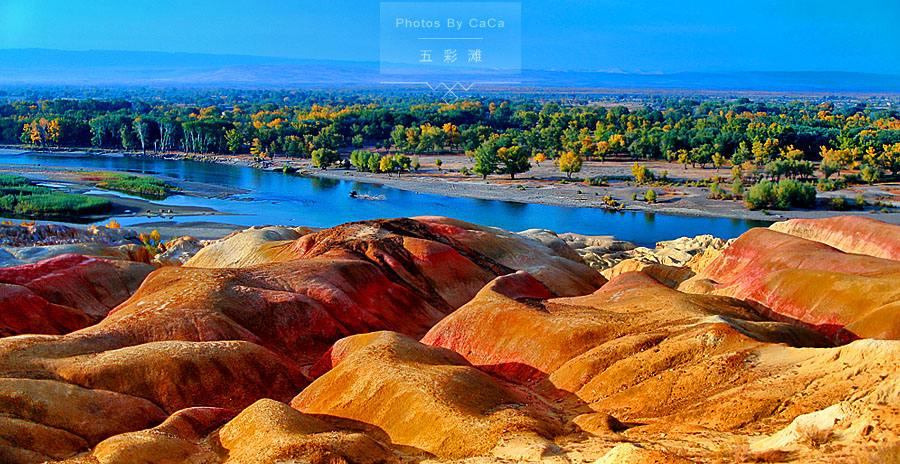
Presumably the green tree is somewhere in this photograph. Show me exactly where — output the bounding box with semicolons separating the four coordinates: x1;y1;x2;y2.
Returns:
731;141;751;165
225;129;243;154
472;143;498;180
311;148;339;170
860;164;882;184
731;178;744;198
367;153;382;173
496;145;530;179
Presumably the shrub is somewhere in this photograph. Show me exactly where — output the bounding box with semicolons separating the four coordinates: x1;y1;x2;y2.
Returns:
860;164;883;184
584;176;607;187
631;162;655;184
855;194;867;208
796;424;832;449
774;179;816;209
817;178;846;192
601;195;623;209
829;197;850;211
708;182;726;200
644;189;657;203
746;181;776;210
731;178;744;198
745;179;816;210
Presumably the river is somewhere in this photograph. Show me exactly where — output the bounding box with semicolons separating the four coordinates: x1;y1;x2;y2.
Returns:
0;151;769;246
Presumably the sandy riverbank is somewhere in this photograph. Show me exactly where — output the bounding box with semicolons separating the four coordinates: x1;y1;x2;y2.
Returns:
276;153;895;223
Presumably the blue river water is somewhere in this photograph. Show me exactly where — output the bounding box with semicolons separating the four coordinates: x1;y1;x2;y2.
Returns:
1;152;770;246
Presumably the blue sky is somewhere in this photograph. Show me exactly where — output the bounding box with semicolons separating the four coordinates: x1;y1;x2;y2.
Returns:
1;0;898;74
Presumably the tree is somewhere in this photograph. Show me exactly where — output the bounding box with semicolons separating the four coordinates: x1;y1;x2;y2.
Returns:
731;141;751;165
133;117;149;154
350;150;376;172
22;118;61;147
250;138;267;159
731;178;744;198
435;158;443;171
379;155;394;175
387;155;412;176
644;189;657;203
225;128;243;154
120;125;138;151
558;151;582;179
781;145;805;161
367;153;381;173
533;152;546;165
676;149;690;169
472;143;498;179
311;148;339;170
711;152;726;171
496;145;530;179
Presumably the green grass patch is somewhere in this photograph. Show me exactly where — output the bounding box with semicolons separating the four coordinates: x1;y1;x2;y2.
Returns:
4;193;111;216
0;174;112;219
0;174;30;186
91;172;175;199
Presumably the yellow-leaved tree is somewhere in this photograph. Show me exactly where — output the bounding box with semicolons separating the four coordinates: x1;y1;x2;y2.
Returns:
558;151;583;179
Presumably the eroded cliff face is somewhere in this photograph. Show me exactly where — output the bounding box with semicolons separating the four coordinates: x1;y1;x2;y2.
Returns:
0;216;897;464
0;254;153;336
768;216;900;260
680;218;900;342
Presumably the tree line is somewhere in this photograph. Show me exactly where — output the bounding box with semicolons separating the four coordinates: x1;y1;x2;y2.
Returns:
2;95;898;180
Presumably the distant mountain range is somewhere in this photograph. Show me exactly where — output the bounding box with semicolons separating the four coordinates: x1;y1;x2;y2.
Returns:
1;48;898;94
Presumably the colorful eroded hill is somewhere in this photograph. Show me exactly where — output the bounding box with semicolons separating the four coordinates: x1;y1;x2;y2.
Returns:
0;215;896;463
